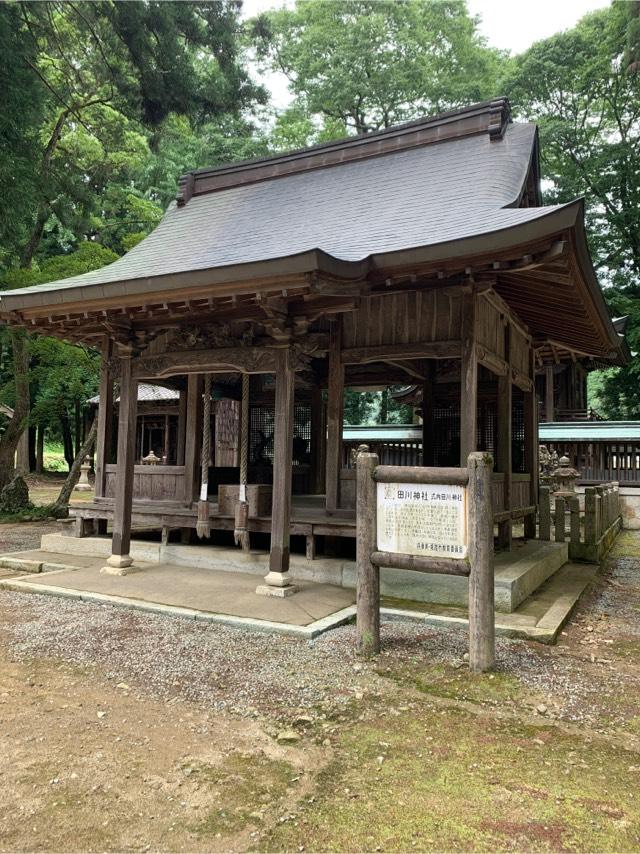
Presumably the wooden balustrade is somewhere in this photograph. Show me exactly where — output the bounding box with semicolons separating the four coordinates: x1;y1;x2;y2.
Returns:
104;464;185;503
538;481;621;562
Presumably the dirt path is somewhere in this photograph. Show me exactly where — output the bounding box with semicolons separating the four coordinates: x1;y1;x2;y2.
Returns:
0;527;640;851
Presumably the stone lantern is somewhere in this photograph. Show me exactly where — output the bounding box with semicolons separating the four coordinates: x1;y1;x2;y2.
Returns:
552;454;579;498
74;456;92;492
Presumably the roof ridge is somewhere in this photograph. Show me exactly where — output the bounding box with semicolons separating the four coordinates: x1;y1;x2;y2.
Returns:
176;97;512;206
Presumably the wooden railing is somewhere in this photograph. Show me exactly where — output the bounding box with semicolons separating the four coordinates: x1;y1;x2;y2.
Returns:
545;441;640;484
104;464;185;502
342;439;422;468
538;482;621;562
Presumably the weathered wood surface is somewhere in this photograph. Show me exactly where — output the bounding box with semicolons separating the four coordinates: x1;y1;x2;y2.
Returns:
268;347;295;575
467;452;495;673
356;451;380;657
374;465;469;485
523;349;538;538
496;325;512;549
326;318;344;512
460;291;478;462
94;335;113;499
341;289;464;350
111;353;138;559
183;374;202;505
539;486;551;540
105;465;185;502
371;551;469;576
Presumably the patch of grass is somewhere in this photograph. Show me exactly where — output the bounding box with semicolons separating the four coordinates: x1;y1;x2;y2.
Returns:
609;531;640;559
381;659;520;706
0;503;65;524
188;752;294;837
260;705;640;852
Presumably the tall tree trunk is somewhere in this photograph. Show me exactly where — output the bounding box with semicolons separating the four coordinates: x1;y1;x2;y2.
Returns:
28;425;36;472
36;424;44;475
52;419;97;514
0;330;30;490
60;413;74;470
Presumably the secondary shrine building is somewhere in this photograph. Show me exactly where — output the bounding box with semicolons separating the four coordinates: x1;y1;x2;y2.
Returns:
0;98;627;591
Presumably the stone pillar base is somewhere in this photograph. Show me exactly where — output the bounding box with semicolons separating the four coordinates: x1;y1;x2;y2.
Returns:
256;583;298;598
100;554;140;576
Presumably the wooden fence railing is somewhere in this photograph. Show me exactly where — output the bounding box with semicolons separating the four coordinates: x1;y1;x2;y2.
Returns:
538;482;621;562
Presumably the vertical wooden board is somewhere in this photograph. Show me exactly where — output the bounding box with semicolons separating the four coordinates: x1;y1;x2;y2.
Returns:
269;347;295;575
356;451;380;657
325;319;344;513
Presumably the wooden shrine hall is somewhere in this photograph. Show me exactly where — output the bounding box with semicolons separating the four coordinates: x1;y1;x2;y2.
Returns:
0;97;626;594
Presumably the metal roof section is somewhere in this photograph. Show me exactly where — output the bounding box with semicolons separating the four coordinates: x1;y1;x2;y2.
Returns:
539;421;640;442
87;382;180;406
344;422;640;443
0;119;542;305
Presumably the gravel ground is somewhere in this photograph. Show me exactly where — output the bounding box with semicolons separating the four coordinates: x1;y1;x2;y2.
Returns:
2;527;640;732
0;584;635;731
0;520;60;553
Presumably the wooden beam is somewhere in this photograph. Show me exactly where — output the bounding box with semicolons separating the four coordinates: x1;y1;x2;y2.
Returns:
460;292;477;462
524;349;539;539
310;381;326;495
176;389;187;466
496;326;512;550
341;340;461;365
105;350;138;569
544;364;554;422
266;347;295;581
422;361;436;466
183;374;202;505
94;336;113;499
326;318;344;513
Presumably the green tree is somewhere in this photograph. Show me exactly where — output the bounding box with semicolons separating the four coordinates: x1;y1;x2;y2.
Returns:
505;2;640;418
252;0;502;136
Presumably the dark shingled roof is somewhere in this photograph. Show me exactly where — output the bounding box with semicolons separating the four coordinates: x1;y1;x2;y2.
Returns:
0;115;570;306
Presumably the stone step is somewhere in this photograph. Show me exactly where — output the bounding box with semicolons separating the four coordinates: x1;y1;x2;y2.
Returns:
494;540;569;613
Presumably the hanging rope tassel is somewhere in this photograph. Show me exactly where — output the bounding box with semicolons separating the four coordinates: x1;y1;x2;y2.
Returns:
196;374;212;539
234;372;250;552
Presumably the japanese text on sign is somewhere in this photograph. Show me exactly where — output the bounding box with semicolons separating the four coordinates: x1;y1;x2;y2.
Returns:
376;482;468;559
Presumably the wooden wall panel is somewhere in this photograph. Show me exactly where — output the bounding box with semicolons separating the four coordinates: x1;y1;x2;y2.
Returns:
341;290;464;349
510;325;530;379
476;296;505;361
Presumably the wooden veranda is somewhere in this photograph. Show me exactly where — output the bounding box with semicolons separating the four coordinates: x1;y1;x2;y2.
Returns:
0;98;627;593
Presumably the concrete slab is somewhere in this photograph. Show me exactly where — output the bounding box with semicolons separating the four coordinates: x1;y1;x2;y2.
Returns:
2;554;355;628
494;540;569;612
381;561;598;643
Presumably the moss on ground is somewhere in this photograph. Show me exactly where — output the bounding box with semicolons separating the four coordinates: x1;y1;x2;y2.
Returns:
260;703;640;853
188;753;294;837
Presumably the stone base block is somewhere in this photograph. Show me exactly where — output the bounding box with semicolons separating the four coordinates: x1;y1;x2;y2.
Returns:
255;584;298;598
100;564;143;577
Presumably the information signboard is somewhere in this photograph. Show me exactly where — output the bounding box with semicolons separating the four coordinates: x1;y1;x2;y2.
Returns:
376;481;468;559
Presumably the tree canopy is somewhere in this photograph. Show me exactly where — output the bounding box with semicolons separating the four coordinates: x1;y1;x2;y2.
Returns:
1;0;640;485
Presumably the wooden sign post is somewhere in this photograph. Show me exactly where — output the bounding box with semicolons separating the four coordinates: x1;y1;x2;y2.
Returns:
355;450;495;672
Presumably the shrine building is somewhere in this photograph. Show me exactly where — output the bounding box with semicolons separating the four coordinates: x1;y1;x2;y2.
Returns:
0;98;627;597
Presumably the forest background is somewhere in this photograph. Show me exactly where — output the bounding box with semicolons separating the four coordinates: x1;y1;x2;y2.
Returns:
0;0;639;479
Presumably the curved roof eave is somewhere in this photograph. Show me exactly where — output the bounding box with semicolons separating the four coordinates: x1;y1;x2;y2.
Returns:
0;201;585;315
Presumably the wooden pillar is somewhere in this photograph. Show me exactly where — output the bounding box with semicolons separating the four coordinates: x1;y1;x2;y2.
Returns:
163;413;170;462
356;450;380;656
524;349;539;538
102;350;137;573
263;347;296;589
176;389;187;465
544;364;554;422
183;374;202;506
310;381;326;494
422;361;435;466
460;292;477;463
326;318;344;512
468;451;495;673
496;327;512;550
94;336;113;499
